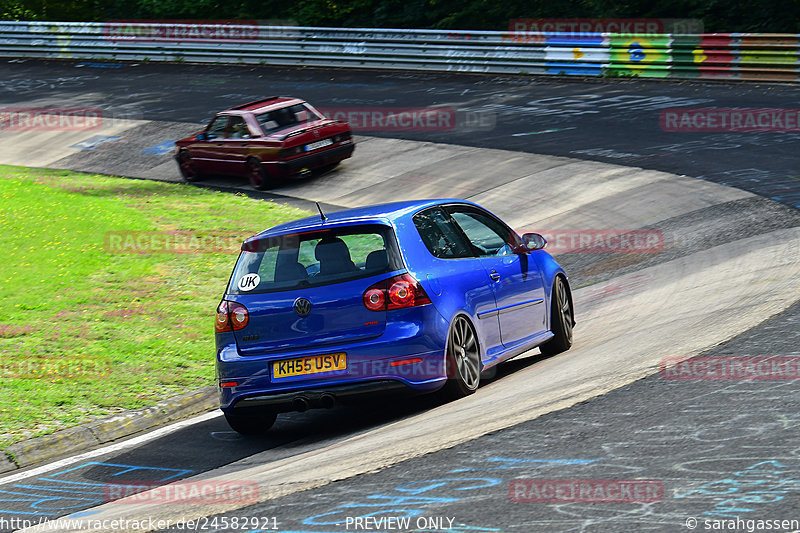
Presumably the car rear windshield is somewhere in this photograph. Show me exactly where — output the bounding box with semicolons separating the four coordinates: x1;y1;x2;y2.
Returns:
228;224;403;294
256;104;320;134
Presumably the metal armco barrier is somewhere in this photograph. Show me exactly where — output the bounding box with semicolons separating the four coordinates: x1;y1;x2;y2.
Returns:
0;21;798;82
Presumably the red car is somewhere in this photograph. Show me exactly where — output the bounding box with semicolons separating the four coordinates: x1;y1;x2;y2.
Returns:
174;97;354;189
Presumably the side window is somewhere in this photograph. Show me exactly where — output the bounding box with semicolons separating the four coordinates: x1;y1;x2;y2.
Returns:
448;209;519;257
206;115;228;138
413;208;472;259
227;116;250;139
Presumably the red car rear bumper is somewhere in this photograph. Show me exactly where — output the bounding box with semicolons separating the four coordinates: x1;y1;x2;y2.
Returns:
272;142;355;177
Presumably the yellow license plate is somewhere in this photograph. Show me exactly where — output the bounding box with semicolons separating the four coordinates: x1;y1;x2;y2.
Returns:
273;353;347;378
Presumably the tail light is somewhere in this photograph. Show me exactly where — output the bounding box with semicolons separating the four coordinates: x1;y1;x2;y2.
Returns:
279;146;304;158
215;300;249;332
363;273;432;312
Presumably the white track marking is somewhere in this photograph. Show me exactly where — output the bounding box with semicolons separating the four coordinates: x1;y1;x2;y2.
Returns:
0;411;220;486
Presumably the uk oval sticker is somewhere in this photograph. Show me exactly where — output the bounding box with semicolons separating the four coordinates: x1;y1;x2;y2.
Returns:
237;273;260;291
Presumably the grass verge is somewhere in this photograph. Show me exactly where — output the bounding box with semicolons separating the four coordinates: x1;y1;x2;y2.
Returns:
0;165;309;447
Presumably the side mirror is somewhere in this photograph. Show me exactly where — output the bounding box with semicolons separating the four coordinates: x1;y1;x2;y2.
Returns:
196;132;207;141
521;233;547;251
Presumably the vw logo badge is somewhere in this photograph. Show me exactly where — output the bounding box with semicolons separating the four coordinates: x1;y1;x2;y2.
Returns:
294;298;311;317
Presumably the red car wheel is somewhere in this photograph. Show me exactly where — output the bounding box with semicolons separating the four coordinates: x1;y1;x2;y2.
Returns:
177;151;202;182
247;159;271;190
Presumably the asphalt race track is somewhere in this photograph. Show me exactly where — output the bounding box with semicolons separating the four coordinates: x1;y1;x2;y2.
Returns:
156;300;800;533
1;60;798;208
0;59;799;533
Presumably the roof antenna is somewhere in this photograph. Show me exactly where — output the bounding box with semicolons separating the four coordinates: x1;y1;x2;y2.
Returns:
316;201;327;222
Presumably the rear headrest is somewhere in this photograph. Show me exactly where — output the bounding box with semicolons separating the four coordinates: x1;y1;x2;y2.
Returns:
365;249;389;271
314;238;351;261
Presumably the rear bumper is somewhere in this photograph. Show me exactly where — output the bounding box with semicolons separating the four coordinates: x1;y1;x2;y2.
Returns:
273;142;354;176
229;380;413;414
219;348;447;413
216;304;449;412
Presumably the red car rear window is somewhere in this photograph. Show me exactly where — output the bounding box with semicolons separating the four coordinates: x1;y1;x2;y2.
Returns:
256;104;320;134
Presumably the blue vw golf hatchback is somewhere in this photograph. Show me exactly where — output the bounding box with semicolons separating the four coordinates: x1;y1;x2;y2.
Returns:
215;199;574;434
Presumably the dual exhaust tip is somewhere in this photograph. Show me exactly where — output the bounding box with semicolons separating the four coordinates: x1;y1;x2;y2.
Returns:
292;393;335;412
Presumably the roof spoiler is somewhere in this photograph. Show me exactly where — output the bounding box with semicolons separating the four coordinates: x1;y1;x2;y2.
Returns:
229;96;281;110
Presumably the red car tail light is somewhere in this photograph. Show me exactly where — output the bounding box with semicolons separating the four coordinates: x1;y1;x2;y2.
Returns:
215;300;250;332
279;146;304;159
362;273;432;312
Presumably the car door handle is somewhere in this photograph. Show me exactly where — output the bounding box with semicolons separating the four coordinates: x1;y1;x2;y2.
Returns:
489;269;500;281
240;143;249;147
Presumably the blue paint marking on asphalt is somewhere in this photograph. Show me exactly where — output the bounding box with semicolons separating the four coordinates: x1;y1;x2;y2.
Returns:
141;140;176;155
340;494;459;507
0;488;100;515
675;460;798;519
0;462;194;516
449;457;596;473
394;478;502;494
49;461;192;480
301;476;503;526
68;135;123;151
13;479;107;495
76;62;123;69
303;508;423;525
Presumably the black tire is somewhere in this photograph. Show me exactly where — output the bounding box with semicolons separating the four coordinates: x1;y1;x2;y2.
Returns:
224;410;277;435
177;150;203;182
246;158;272;190
439;315;481;400
540;276;574;356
